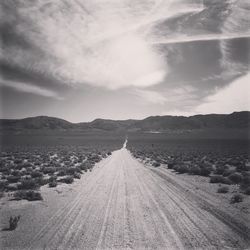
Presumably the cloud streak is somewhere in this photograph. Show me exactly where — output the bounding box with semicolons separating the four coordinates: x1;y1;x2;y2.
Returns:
196;73;250;114
1;0;205;90
0;79;62;100
151;33;250;45
133;89;166;105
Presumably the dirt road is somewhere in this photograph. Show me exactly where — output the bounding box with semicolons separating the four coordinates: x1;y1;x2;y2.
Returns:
3;145;250;249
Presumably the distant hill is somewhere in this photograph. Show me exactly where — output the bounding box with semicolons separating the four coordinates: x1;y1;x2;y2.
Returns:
0;112;249;132
88;119;138;131
0;116;74;130
134;112;250;131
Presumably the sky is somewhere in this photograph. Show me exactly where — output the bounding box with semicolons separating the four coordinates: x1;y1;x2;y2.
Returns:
0;0;250;122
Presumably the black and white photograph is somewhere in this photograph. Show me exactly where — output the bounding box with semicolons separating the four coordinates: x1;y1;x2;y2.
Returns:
0;0;250;249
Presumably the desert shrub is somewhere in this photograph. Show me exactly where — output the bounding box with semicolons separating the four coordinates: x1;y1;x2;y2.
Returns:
152;161;161;167
210;175;232;185
8;215;21;230
222;177;233;185
7;175;20;183
210;175;223;183
217;186;229;193
59;176;74;184
200;167;211;177
57;169;67;176
14;190;43;201
222;169;235;177
189;166;201;175
1;167;11;175
75;166;82;173
101;153;107;158
0;180;7;190
88;154;101;163
240;176;250;189
228;173;242;184
173;165;179;171
244;187;250;195
22;162;32;168
215;165;227;175
167;162;175;169
161;159;168;164
11;170;21;176
36;177;49;186
7;183;18;191
31;171;43;178
236;163;250;172
49;175;57;182
176;165;189;174
73;172;81;179
80;161;93;171
14;159;22;164
230;194;243;203
49;180;57;188
42;167;56;174
107;152;112;156
79;164;87;172
14;164;24;170
18;179;37;190
26;167;33;173
66;167;80;175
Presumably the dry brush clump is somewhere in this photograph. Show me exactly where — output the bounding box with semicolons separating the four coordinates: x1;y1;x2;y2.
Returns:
228;172;243;184
48;176;57;188
217;186;229;193
14;190;43;201
240;174;250;195
230;194;243;203
18;179;38;190
210;175;232;185
8;215;21;230
59;176;74;184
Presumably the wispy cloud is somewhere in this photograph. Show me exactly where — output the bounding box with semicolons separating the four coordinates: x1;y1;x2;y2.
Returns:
151;33;250;45
161;74;250;116
220;0;250;73
133;85;198;106
196;73;250;114
133;89;166;105
1;0;205;90
0;79;62;100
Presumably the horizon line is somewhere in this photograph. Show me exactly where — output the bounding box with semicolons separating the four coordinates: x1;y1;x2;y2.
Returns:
0;110;249;124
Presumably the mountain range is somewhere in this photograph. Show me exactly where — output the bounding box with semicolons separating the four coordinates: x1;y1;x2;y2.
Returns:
0;112;249;132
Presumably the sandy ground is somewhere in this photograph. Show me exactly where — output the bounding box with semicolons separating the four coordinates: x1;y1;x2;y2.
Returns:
1;146;250;249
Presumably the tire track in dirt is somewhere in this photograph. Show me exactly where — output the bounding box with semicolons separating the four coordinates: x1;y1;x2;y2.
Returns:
53;167;117;249
151;167;250;244
95;165;120;249
141;167;223;246
121;150;185;249
110;159;126;248
138;167;225;248
49;153;120;250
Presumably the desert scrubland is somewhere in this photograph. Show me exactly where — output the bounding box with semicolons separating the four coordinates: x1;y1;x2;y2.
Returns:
0;133;250;249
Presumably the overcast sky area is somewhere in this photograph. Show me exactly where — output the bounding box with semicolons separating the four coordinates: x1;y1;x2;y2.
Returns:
0;0;250;122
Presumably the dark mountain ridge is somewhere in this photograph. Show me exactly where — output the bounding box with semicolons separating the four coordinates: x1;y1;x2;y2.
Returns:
0;112;249;132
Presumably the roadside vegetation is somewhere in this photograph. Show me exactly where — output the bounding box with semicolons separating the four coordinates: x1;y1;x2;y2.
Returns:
128;137;250;203
0;142;120;201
